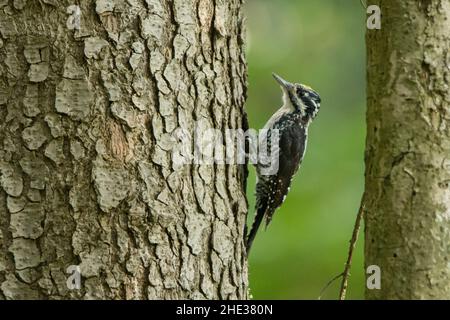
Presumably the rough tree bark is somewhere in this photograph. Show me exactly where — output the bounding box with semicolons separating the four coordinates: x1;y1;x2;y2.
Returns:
365;1;450;299
0;0;249;299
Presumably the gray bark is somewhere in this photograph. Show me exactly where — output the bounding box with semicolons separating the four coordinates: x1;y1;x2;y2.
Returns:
0;0;249;299
365;1;450;299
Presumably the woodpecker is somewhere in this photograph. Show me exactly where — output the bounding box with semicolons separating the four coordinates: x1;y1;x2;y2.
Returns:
246;73;321;254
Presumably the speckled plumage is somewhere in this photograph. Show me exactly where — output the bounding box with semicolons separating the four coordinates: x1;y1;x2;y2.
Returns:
246;74;321;254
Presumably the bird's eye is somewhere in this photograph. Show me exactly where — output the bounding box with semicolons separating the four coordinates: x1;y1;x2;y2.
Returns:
296;88;305;97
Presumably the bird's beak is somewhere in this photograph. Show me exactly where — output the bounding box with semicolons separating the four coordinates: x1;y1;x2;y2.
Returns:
272;73;294;91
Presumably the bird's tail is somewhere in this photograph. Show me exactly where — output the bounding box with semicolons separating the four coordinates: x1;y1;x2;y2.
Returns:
246;206;266;255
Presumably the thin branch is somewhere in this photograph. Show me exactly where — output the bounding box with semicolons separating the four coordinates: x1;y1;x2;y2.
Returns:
338;195;365;300
318;272;343;300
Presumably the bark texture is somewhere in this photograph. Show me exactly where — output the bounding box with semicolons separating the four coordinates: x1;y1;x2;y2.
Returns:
0;0;249;299
365;1;450;299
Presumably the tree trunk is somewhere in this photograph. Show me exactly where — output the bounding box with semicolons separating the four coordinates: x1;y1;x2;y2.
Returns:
365;1;450;299
0;0;249;300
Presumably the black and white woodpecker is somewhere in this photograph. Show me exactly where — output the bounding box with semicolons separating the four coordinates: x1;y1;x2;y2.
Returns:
246;73;321;254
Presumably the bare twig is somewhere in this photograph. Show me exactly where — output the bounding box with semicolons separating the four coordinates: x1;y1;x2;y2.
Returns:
318;272;343;300
338;195;365;300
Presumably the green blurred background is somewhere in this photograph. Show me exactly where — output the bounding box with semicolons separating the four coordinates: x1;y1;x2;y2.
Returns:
244;0;366;299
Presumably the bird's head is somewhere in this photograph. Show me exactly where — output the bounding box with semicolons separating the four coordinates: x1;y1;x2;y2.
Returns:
272;73;321;121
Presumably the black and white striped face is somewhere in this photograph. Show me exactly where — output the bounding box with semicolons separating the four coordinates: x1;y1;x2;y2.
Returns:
273;73;321;120
295;84;321;119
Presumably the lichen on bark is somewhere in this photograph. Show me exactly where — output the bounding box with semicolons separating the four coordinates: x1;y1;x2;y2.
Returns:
365;0;450;299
